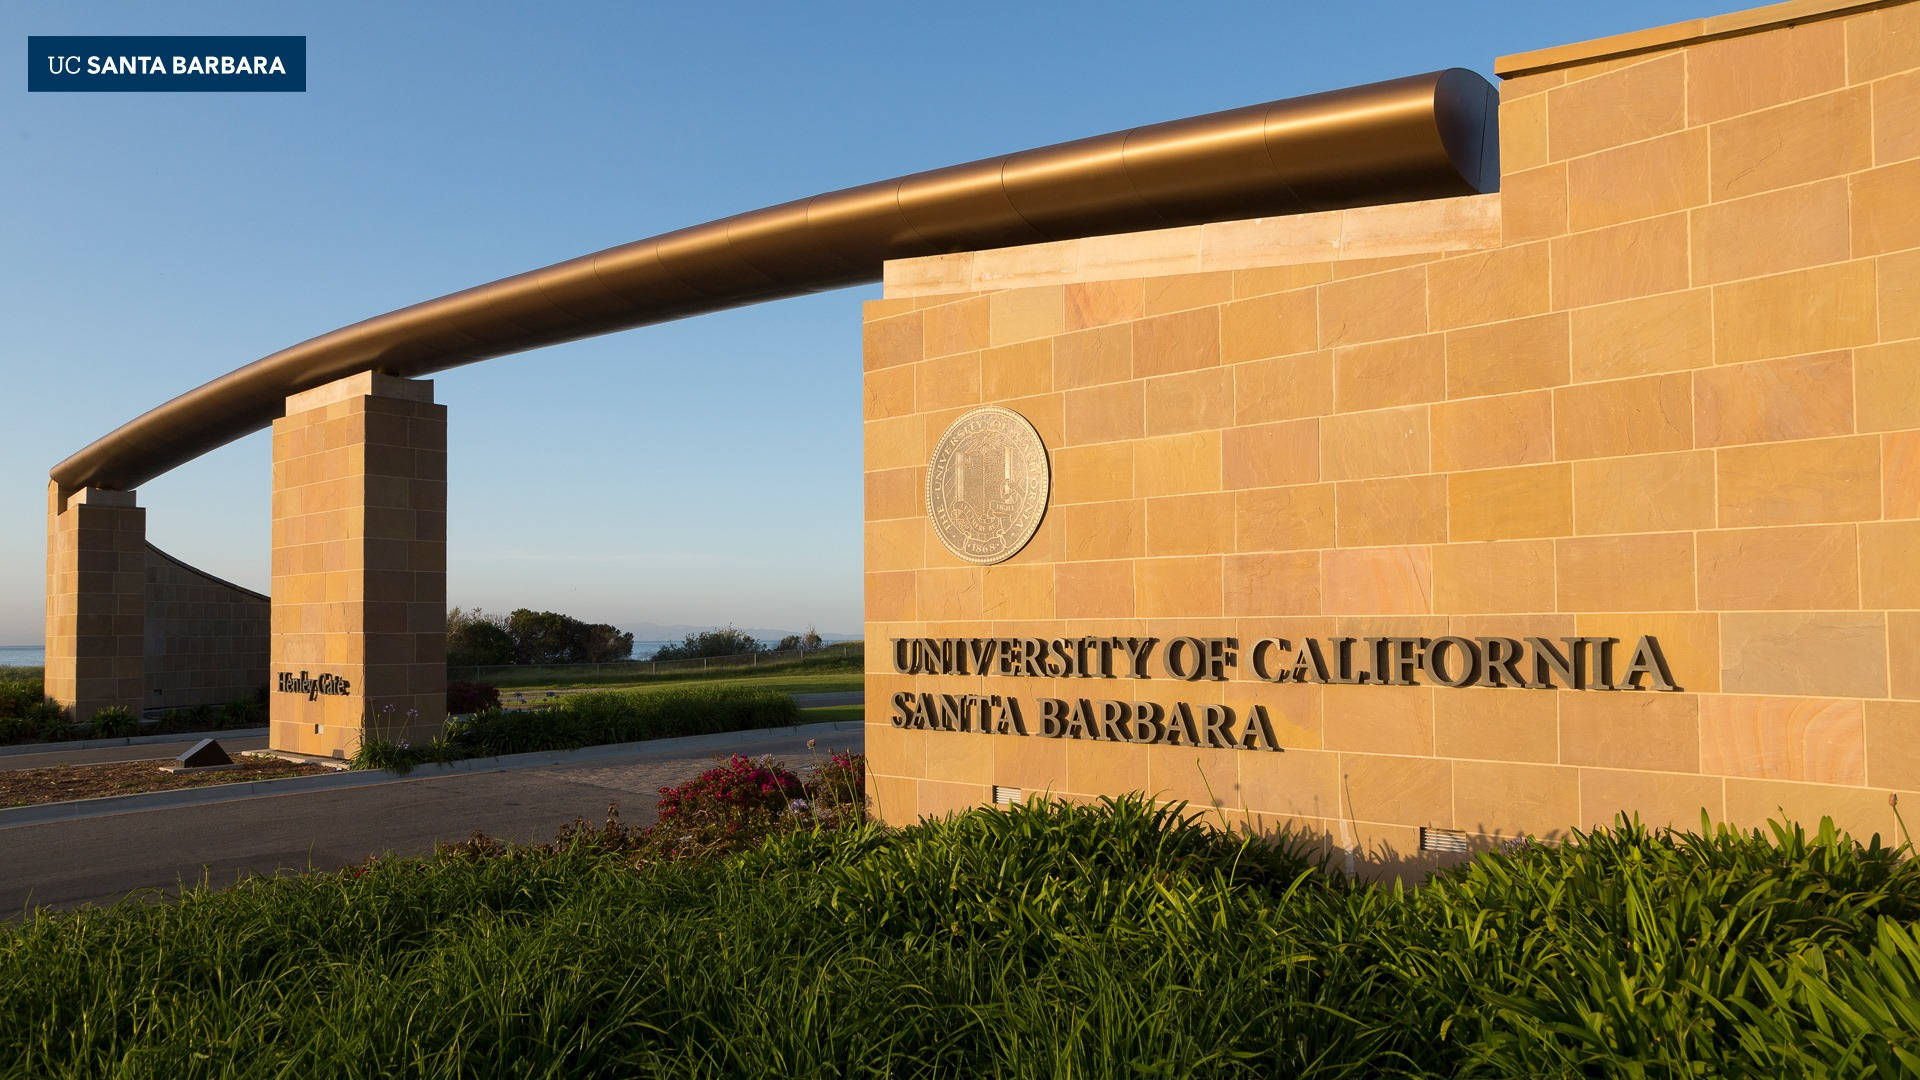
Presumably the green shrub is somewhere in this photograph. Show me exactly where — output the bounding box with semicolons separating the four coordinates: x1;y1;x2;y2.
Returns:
0;799;1917;1076
21;700;72;743
87;705;137;738
0;674;45;718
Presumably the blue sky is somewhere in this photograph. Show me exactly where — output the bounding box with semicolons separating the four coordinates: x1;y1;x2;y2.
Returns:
1;0;1717;644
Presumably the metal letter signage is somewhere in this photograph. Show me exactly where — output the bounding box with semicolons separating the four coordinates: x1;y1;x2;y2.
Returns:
276;670;351;701
925;406;1051;565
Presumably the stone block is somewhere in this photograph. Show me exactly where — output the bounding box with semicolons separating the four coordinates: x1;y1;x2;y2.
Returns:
1339;754;1453;829
1553;372;1692;460
1715;437;1880;527
1143;368;1233;435
1052;324;1131;389
1500;163;1569;243
1234;485;1336;552
1431;539;1556;614
1334;335;1445;412
1566;129;1708;231
1572;450;1714;535
1430;391;1555;472
1866;701;1920;791
1233;352;1334;425
1697;522;1858;611
1692;179;1851;284
989;286;1064;346
1547;53;1685;161
1222;418;1319;490
1337;475;1448;547
1143;272;1233;315
1556;532;1695;612
1064;280;1144;330
1319;547;1431;615
1696;352;1854;447
1132;307;1219;377
1222;552;1320;616
1560;691;1700;772
1318;266;1426;346
1686;16;1844;124
1061;382;1144;445
1851;158;1920;256
980;339;1051;400
1550;213;1690;309
1721;612;1887;698
1578;768;1723;832
1570;289;1713;382
1062;501;1143;561
1426;244;1551;330
1133;432;1221;496
1448;464;1572;541
1454;761;1580;839
1053;561;1133;619
1710;87;1871;200
922;297;989;358
1320;407;1428;481
1145;493;1234;556
1052;442;1133;504
1136;556;1222;617
1434;687;1558;763
1862;521;1920;609
1699;695;1866;784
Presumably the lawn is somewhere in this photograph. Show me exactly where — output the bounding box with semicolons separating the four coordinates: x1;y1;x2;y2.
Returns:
2;791;1915;1077
498;670;862;708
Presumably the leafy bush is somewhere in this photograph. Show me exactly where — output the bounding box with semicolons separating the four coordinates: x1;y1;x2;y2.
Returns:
87;705;137;738
445;680;499;715
0;796;1917;1076
650;625;761;662
350;685;802;771
0;673;46;718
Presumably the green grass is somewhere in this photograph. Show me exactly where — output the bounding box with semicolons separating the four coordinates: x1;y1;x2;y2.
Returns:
797;704;862;725
469;647;863;691
501;670;861;706
3;798;1917;1077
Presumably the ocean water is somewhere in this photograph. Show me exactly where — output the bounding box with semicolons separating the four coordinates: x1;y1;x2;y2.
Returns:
0;645;44;669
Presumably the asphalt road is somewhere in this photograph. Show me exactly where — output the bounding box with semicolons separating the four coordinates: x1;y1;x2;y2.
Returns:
0;729;860;915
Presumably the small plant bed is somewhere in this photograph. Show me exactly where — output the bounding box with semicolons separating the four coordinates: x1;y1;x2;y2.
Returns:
3;767;1917;1076
0;755;328;809
353;684;807;772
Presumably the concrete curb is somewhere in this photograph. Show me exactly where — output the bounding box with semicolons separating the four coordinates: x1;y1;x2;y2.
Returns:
0;720;864;830
0;727;268;759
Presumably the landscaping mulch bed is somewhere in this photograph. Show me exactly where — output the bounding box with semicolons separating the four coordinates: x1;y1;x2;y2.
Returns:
0;757;328;809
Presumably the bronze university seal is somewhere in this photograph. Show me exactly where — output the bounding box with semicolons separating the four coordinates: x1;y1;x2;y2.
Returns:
926;406;1050;565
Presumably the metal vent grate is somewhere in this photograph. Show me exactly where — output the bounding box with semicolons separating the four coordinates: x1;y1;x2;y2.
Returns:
993;785;1021;806
1420;827;1472;855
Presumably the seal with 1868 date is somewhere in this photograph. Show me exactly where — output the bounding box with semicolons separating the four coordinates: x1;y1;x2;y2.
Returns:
925;405;1050;565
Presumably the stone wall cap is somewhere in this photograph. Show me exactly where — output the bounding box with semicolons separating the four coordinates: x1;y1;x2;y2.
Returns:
1495;0;1899;78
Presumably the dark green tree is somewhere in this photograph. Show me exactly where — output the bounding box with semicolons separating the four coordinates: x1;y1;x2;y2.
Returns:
652;626;760;661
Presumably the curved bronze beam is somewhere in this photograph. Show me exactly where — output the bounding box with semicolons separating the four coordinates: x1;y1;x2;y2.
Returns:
52;68;1497;495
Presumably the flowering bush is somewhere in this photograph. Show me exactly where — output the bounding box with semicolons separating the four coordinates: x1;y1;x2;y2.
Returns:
440;752;869;867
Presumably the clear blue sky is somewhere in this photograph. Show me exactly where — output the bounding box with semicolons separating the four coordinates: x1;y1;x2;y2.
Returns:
1;0;1716;644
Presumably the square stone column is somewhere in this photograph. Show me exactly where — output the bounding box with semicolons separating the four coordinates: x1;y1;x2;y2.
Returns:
44;484;146;722
270;372;446;758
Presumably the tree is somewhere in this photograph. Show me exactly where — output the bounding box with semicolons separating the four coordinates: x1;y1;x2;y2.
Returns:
776;625;825;654
447;606;634;666
447;608;515;667
652;626;760;662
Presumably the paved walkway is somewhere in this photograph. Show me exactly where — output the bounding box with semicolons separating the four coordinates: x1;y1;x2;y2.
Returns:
1;727;862;914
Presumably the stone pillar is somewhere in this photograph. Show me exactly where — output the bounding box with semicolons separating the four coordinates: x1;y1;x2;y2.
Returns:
44;483;147;722
270;372;446;758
